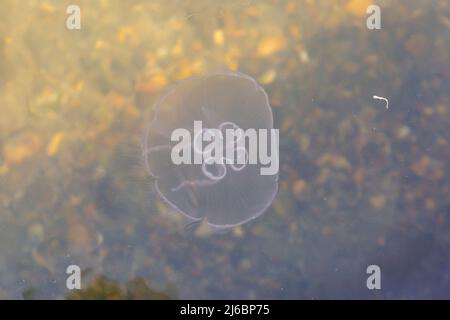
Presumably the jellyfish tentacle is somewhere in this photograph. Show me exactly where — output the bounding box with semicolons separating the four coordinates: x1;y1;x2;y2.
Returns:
183;219;203;234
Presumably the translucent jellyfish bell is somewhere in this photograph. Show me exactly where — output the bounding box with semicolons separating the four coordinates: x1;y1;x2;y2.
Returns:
143;71;278;231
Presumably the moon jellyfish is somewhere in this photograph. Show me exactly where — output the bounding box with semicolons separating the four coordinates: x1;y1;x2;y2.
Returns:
143;71;278;231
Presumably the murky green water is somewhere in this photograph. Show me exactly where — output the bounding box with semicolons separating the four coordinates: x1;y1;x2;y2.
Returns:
1;0;450;299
